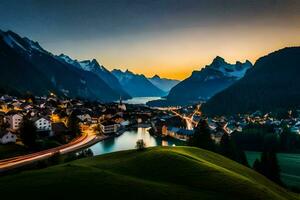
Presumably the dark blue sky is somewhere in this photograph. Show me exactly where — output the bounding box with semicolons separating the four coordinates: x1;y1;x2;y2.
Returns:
1;0;300;79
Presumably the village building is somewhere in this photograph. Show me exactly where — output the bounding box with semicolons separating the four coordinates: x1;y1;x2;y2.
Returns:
0;131;17;144
5;113;23;130
100;120;120;134
162;125;194;141
118;97;127;111
33;117;52;132
77;114;92;122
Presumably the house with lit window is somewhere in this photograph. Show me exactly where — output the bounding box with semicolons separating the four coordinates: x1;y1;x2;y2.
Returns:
5;113;23;130
100;120;120;134
0;131;17;144
33;117;52;132
162;125;194;141
77;114;92;123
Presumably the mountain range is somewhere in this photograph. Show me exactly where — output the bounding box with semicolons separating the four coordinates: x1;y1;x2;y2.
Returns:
202;47;300;115
0;29;181;101
148;57;252;106
1;29;300;113
56;54;131;99
112;69;166;97
0;29;126;101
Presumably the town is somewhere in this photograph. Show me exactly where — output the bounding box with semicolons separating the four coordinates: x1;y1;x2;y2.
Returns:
1;93;300;166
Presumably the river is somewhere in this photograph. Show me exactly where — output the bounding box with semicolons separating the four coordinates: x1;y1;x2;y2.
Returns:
90;127;185;156
121;96;163;105
246;151;300;189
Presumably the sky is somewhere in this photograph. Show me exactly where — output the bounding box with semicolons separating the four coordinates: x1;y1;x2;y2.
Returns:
0;0;300;80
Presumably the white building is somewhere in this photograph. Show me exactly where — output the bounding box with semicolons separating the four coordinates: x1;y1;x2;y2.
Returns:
118;97;127;111
5;114;23;130
34;117;52;132
77;114;92;122
0;132;17;144
100;121;120;134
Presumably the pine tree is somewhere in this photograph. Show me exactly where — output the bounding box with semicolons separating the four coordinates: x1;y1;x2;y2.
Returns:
220;132;235;159
238;150;249;167
67;113;81;137
219;132;249;166
253;150;282;185
253;159;262;172
188;119;215;151
20;116;37;149
260;150;282;185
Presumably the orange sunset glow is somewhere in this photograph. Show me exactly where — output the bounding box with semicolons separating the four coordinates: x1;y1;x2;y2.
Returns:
2;0;299;80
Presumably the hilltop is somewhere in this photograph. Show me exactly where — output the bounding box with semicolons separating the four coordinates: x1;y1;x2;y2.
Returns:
0;146;298;200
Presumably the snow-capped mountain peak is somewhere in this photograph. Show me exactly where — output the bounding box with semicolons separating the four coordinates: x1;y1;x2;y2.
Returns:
57;54;82;69
56;54;106;72
207;56;252;79
58;54;76;64
78;59;105;72
23;37;45;53
2;31;27;51
1;30;48;54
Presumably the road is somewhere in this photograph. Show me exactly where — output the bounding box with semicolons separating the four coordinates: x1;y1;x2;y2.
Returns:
170;107;200;130
0;128;105;172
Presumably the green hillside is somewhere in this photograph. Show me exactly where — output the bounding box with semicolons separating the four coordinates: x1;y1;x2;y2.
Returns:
0;146;299;200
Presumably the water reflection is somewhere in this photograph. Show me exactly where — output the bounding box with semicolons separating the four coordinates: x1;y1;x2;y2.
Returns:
162;140;168;146
90;127;184;156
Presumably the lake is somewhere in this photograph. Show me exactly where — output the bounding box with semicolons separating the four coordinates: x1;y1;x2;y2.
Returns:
121;97;163;105
90;127;185;156
246;151;300;189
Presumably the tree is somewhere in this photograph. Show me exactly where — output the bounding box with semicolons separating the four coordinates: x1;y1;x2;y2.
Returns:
20;117;37;149
67;113;81;137
219;132;249;166
0;121;10;132
253;150;282;185
253;159;262;172
136;139;146;151
77;149;94;158
261;150;282;184
188;119;215;151
238;150;249;167
220;132;235;158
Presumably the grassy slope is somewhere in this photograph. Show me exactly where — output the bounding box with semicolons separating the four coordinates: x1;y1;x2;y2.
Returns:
0;146;299;200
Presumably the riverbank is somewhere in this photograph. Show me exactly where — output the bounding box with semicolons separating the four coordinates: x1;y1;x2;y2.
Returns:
121;97;163;105
89;127;184;156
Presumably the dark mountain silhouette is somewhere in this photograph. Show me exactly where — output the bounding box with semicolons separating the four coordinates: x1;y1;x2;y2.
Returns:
112;69;165;97
203;47;300;115
0;29;120;101
148;57;251;106
57;54;131;99
148;75;180;93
